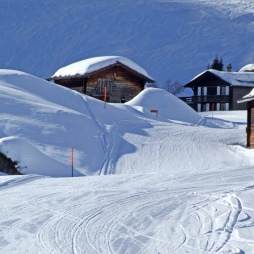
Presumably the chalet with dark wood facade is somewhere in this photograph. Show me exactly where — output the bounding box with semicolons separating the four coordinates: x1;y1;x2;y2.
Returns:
238;90;254;148
181;69;254;112
48;56;155;103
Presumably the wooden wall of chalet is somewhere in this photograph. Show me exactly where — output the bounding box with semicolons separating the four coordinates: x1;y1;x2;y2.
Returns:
53;65;146;103
246;100;254;148
55;78;88;94
86;65;146;102
230;86;253;110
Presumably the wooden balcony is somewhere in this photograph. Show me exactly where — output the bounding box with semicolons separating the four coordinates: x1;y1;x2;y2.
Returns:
180;95;229;104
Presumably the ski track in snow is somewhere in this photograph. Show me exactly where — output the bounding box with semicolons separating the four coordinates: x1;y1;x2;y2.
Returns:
0;174;45;190
77;95;109;175
179;194;243;253
1;171;254;253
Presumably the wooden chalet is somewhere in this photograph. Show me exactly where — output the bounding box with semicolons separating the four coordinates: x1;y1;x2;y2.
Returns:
48;56;155;103
238;90;254;148
181;69;254;112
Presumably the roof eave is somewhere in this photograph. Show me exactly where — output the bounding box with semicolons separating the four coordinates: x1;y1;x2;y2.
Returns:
115;61;155;83
184;70;232;87
237;96;254;104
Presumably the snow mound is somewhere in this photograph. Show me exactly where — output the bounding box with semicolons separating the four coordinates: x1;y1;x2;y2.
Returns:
0;69;107;177
52;56;153;81
0;70;248;178
0;137;73;177
126;88;203;124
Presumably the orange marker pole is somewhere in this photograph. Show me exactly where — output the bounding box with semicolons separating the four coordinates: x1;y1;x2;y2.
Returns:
211;103;214;118
104;86;107;109
71;147;74;177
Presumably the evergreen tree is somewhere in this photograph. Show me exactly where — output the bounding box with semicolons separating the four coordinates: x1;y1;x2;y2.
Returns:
207;55;224;71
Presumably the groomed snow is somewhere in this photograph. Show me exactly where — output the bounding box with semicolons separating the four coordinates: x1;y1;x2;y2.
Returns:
1;70;254;253
1;165;254;253
52;56;154;81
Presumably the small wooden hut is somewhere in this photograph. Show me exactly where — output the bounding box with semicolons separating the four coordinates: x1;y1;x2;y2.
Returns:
47;56;155;103
238;91;254;148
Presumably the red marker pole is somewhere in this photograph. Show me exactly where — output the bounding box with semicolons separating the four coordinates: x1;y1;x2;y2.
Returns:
71;147;74;177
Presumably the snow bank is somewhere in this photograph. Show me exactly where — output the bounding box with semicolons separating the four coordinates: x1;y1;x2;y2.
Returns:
126;87;202;124
0;70;251;178
0;137;73;177
0;70;106;176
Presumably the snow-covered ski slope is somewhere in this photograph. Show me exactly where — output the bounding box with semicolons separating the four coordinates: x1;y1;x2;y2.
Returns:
0;70;254;177
0;0;254;84
1;70;254;253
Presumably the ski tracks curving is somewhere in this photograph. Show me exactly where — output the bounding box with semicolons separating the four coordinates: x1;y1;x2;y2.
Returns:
176;193;245;253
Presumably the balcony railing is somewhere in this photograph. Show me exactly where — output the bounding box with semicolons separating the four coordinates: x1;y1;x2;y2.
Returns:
180;95;229;104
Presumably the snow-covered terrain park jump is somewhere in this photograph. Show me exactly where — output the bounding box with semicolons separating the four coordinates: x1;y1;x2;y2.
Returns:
1;71;254;253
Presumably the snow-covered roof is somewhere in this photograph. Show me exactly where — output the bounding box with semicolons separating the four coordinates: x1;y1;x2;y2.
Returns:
190;69;254;87
238;88;254;103
52;56;154;82
239;64;254;72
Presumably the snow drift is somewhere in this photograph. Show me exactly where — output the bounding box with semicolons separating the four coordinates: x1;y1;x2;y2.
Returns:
126;87;202;124
0;70;252;177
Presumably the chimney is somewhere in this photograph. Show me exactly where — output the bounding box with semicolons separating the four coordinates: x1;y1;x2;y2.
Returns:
227;63;232;72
